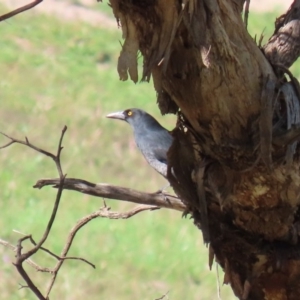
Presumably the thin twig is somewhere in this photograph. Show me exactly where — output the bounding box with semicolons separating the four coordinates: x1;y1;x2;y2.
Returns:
14;250;46;299
24;175;66;260
0;132;56;159
0;239;51;272
0;128;185;299
0;128;68;300
2;232;95;271
25;234;95;269
0;0;43;22
45;204;157;297
55;126;67;178
155;290;169;300
57;256;96;268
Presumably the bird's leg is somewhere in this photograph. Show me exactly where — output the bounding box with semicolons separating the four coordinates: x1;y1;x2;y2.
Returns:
154;183;172;203
154;183;170;194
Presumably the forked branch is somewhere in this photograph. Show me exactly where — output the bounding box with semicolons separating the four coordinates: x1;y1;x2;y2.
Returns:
34;178;186;212
44;203;158;297
0;128;185;299
0;128;67;300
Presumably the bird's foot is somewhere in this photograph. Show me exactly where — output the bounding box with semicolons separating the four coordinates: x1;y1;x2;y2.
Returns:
154;183;170;195
154;184;172;203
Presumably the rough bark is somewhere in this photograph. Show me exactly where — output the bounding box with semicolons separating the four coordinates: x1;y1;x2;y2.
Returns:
109;0;300;299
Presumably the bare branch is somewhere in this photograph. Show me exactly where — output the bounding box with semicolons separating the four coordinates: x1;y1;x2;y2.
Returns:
13;260;46;300
27;235;95;269
0;140;15;149
45;204;157;297
0;128;185;299
18;283;29;290
155;291;169;300
55;126;67;178
34;177;186;212
0;0;43;22
0;128;69;299
0;131;56;159
57;256;96;269
0;239;51;272
23;177;65;262
15;128;67;261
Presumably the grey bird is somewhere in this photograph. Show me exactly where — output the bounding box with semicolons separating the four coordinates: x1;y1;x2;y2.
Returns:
106;108;173;178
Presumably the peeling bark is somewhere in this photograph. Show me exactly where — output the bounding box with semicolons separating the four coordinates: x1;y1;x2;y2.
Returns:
264;0;300;68
109;0;300;299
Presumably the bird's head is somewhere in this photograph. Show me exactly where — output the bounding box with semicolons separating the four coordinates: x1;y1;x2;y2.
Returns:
106;108;147;127
106;108;173;178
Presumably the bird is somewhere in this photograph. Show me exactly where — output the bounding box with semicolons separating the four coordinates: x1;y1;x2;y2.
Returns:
106;108;173;178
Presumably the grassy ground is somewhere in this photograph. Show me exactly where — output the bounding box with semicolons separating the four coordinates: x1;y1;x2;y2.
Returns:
0;3;296;300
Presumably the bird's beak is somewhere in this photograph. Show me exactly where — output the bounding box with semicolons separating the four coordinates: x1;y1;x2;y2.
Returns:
106;111;126;120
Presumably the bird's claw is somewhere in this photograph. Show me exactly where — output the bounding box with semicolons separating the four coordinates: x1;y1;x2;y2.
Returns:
154;184;172;203
154;183;170;195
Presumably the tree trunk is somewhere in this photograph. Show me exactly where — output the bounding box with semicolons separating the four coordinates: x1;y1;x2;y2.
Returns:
109;0;300;299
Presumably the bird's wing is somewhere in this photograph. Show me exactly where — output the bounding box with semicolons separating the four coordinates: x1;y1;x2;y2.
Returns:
146;129;173;163
142;149;168;177
152;147;168;164
134;121;173;178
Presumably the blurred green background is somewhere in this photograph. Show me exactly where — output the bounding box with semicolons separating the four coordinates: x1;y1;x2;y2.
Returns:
0;2;297;300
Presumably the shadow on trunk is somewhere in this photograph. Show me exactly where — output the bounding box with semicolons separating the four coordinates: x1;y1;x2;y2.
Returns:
109;0;300;299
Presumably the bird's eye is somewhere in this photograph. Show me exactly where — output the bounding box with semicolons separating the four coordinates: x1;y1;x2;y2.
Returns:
127;111;133;116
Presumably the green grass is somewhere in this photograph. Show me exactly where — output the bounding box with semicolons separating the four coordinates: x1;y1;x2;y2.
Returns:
0;3;295;300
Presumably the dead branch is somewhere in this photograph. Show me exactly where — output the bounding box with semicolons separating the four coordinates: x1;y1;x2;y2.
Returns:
13;236;46;299
263;1;300;69
0;128;186;299
0;127;67;300
0;127;66;178
21;233;95;269
155;290;169;300
0;0;43;22
0;239;51;272
34;178;186;212
0;203;156;298
45;203;158;297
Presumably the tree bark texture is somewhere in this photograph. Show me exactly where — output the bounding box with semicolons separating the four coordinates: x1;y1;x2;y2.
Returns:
109;0;300;299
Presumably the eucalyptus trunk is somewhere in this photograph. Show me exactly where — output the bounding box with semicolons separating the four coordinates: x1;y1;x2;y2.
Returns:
109;0;300;299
